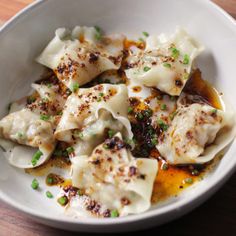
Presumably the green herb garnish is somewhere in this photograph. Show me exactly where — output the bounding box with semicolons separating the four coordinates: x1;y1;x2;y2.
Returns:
161;163;169;171
95;26;102;41
40;114;50;121
127;107;133;113
57;196;68;206
143;109;153;118
74;130;83;139
137;112;144;120
142;31;149;37
27;96;36;104
184;177;193;184
72;82;79;92
46;176;54;185
77;189;83;196
31;150;43;166
151;137;158;146
66;146;74;154
161;104;167;111
157;119;169;131
17;132;24;139
108;129;115;138
143;66;151;72
31;178;39;190
170;111;177;120
46;191;54;199
110;209;119;218
163;63;171;68
183;54;190;65
170;47;180;59
138;37;145;42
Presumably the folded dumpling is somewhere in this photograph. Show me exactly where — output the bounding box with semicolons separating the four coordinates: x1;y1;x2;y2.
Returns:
55;84;133;155
0;109;56;168
29;83;67;116
157;103;236;164
37;26;125;90
125;27;204;96
69;133;158;217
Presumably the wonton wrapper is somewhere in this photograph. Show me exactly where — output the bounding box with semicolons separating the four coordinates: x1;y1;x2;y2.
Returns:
30;83;67;116
0;109;55;168
37;26;125;90
157;103;236;164
70;133;158;216
125;27;204;96
55;84;133;155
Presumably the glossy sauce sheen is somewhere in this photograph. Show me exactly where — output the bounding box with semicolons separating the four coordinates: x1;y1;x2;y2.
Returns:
151;70;222;203
26;41;223;206
152;161;199;203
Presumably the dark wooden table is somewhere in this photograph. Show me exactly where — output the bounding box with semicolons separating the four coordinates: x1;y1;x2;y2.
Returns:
0;1;235;235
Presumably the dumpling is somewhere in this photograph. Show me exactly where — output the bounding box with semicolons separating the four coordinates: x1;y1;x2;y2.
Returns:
0;109;56;168
125;27;204;96
157;103;236;164
69;133;158;217
37;26;125;90
29;83;67;117
54;84;133;155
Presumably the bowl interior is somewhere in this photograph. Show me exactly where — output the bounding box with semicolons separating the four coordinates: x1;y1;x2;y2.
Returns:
0;0;236;232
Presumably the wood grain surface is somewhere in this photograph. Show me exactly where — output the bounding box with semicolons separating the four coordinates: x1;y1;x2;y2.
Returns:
0;0;235;235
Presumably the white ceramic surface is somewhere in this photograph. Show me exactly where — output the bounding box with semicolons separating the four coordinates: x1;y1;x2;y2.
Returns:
0;0;235;232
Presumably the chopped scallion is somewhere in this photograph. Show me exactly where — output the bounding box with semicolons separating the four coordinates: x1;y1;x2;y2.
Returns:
17;132;24;138
138;37;145;42
40;114;50;121
183;54;190;65
127;107;133;113
74;130;84;139
31;150;43;166
110;209;119;217
137;112;144;120
163;63;171;68
46;176;54;185
184;177;193;184
161;104;167;111
108;129;115;138
151;137;158;146
66;146;74;154
143;66;151;72
46;191;54;199
94;26;102;41
170;47;180;59
161;163;169;171
157;119;169;131
72;82;79;92
31;178;39;190
57;196;68;206
142;31;149;37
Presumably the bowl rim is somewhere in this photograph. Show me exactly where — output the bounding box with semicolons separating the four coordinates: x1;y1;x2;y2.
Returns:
0;0;236;227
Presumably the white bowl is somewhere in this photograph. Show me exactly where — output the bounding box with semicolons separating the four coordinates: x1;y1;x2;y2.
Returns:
0;0;235;233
